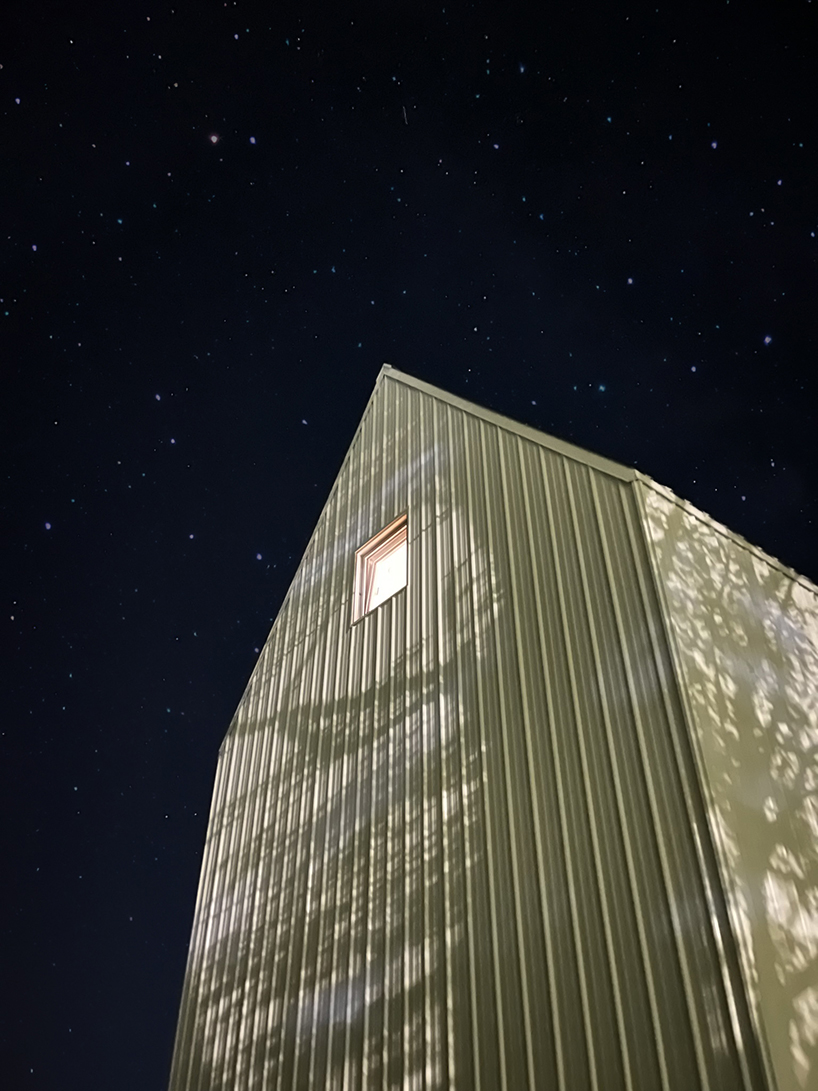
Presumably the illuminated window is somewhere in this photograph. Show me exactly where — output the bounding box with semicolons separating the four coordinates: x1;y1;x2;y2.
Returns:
352;513;408;622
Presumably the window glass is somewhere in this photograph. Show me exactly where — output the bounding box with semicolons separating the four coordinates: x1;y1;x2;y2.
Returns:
353;514;408;622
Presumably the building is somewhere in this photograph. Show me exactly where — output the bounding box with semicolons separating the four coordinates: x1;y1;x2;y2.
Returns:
167;366;818;1091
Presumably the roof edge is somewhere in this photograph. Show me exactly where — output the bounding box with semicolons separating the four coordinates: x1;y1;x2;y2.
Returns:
379;364;637;484
379;366;816;593
634;472;818;596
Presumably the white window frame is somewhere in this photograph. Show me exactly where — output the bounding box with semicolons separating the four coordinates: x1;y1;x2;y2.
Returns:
352;513;408;623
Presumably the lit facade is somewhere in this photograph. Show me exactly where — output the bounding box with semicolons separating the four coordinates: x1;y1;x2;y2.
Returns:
168;366;818;1091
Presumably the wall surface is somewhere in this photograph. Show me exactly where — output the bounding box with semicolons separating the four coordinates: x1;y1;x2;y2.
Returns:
641;480;818;1091
168;370;769;1090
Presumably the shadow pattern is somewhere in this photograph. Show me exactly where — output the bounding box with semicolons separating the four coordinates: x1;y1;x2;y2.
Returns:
643;482;818;1091
167;376;773;1091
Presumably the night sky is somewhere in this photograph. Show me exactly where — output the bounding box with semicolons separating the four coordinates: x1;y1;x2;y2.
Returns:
4;0;817;1086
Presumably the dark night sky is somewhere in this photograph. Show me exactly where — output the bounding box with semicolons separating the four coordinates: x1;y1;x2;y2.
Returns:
3;0;817;1086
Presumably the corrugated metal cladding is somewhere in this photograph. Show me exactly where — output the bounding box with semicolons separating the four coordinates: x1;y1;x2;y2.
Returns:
168;366;771;1091
639;481;818;1091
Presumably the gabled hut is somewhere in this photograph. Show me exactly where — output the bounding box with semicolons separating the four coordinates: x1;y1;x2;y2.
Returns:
168;365;818;1091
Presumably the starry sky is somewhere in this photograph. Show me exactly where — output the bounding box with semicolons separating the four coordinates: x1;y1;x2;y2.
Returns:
4;0;817;1086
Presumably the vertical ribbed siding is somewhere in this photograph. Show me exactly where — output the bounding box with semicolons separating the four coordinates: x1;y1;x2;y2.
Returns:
168;370;770;1091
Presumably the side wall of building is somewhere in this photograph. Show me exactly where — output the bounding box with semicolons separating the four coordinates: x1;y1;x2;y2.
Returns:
168;375;768;1091
640;479;818;1091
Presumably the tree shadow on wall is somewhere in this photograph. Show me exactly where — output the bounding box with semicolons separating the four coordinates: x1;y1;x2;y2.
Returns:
645;488;818;1090
169;528;498;1091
